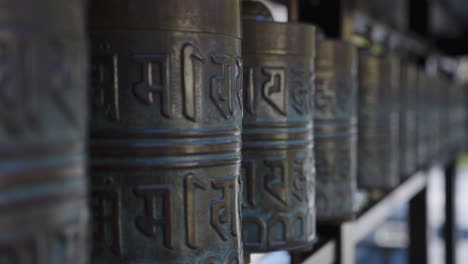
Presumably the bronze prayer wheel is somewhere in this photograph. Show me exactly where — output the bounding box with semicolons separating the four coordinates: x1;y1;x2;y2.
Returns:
399;62;418;178
314;40;358;221
0;0;88;263
357;52;400;189
241;19;316;252
88;0;243;262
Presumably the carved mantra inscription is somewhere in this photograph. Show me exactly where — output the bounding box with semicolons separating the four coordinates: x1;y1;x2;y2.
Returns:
0;33;83;135
186;174;238;248
241;154;312;249
243;210;312;248
91;174;239;255
243;157;307;207
244;66;312;116
0;221;87;264
92;43;242;122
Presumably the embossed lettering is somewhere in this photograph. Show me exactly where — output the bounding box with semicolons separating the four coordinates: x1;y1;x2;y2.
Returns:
91;54;119;121
291;212;306;241
50;40;81;126
241;159;256;208
132;54;171;117
268;215;288;247
210;177;238;240
91;188;121;256
182;44;205;121
264;159;288;205
0;32;40;135
262;67;286;116
315;77;336;114
242;216;266;247
290;68;311;115
244;66;256;115
234;57;243;113
210;53;235;118
185;174;207;249
291;158;307;202
134;185;172;249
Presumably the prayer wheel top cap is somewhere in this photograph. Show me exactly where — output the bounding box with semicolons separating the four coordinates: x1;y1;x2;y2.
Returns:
88;0;241;39
242;20;316;56
316;40;357;75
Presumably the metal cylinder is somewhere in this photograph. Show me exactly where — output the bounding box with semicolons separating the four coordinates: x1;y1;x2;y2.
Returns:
0;0;88;263
241;20;316;252
357;52;400;189
88;0;243;262
399;62;418;178
314;40;358;221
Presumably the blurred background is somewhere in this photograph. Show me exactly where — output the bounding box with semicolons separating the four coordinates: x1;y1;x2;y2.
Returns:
249;1;468;263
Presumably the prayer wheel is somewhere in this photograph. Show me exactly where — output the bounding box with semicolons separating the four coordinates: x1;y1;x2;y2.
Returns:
241;18;316;252
88;0;243;262
357;52;400;189
0;0;88;263
314;40;358;221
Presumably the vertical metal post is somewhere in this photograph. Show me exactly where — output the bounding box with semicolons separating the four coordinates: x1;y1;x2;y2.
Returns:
409;187;428;264
340;223;356;264
445;160;457;264
289;0;299;22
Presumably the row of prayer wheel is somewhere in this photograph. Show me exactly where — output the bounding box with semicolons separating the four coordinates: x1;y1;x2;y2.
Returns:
1;0;467;263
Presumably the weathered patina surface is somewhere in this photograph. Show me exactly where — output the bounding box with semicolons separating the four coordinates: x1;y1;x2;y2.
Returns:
88;0;243;263
314;40;358;222
357;52;400;189
241;19;316;252
0;0;88;263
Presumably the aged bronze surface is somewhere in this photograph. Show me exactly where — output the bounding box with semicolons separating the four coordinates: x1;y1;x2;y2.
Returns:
314;40;358;222
0;0;88;263
357;52;400;189
399;62;418;178
88;0;243;263
241;19;316;252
